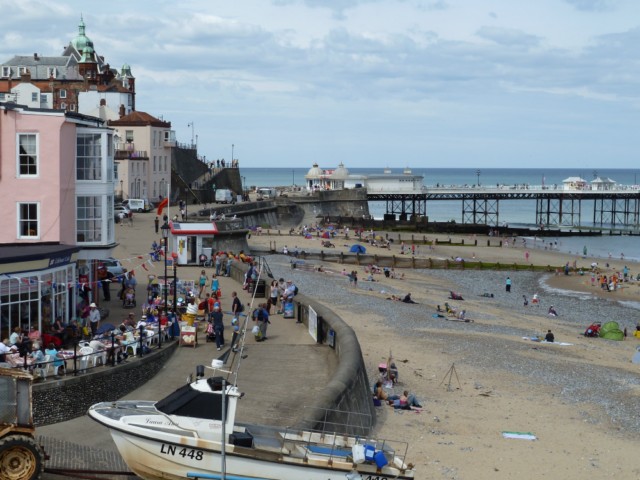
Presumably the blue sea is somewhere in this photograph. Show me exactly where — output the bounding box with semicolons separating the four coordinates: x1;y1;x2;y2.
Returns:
240;167;640;261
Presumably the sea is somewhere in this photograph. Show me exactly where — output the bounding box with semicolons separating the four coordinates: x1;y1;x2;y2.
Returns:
239;167;640;262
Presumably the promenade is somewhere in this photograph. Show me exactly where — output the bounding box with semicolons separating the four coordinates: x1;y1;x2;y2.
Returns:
38;211;334;479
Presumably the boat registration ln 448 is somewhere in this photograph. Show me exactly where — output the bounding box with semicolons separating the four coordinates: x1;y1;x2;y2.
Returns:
160;444;204;461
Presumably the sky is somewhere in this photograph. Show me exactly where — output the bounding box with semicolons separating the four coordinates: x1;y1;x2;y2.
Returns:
1;0;640;169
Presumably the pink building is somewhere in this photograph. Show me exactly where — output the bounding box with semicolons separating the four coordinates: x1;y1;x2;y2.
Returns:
0;101;116;336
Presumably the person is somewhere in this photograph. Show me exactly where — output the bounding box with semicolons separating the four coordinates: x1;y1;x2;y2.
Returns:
128;210;134;226
211;276;220;298
28;325;42;343
505;276;512;293
199;270;208;295
0;339;18;362
402;293;417;304
254;303;270;340
154;216;159;234
44;342;65;375
373;381;400;402
231;291;244;317
391;390;423;409
269;280;279;310
225;256;233;277
30;342;46;369
214;253;222;277
522;295;528;306
211;305;225;351
282;280;297;304
545;330;555;342
548;305;558;317
89;302;101;336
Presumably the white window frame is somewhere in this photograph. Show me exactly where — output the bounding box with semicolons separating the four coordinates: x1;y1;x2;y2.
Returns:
47;67;57;78
60;102;67;110
59;89;67;99
1;66;11;77
76;196;103;243
17;202;40;239
18;66;28;75
76;132;103;181
16;133;39;178
31;92;38;102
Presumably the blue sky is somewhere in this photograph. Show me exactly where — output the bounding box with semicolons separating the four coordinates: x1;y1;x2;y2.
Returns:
1;0;640;168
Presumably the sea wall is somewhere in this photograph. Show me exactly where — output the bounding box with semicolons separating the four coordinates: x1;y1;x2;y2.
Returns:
32;343;178;426
229;263;376;435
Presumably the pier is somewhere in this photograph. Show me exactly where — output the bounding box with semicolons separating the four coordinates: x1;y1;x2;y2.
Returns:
366;185;640;227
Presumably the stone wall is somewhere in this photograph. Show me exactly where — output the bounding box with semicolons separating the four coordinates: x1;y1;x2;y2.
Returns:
290;295;376;436
32;343;178;426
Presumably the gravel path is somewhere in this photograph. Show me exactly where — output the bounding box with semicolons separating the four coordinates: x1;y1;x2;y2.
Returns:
264;255;640;436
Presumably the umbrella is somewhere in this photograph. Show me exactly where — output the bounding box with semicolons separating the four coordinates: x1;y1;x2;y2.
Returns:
349;244;366;254
96;322;117;335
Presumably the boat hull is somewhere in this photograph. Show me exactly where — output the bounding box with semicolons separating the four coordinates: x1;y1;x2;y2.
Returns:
88;401;414;480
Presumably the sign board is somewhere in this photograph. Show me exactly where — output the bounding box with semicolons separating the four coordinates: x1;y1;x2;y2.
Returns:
308;305;318;342
180;323;197;347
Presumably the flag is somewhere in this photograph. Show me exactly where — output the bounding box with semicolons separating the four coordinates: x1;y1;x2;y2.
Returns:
157;197;169;215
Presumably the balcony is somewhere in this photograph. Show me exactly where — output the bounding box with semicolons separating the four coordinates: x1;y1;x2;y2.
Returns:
115;143;148;160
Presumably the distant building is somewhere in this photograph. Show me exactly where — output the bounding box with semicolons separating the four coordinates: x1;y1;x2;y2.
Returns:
0;16;135;117
562;177;588;191
108;111;175;202
591;177;616;191
304;163;423;192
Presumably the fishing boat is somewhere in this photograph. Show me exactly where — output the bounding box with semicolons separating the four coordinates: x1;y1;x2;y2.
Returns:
88;364;415;480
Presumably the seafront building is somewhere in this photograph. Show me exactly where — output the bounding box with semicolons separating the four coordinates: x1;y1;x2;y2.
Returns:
304;162;424;192
0;102;116;336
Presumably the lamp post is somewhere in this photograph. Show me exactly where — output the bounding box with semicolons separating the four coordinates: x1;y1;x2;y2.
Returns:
231;144;234;167
120;180;123;200
476;169;481;187
171;252;178;316
160;222;170;348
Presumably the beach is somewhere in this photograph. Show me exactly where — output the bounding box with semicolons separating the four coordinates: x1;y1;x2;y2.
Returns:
248;230;640;479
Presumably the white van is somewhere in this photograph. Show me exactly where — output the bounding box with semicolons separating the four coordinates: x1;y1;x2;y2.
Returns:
257;187;277;200
123;198;150;212
215;189;235;204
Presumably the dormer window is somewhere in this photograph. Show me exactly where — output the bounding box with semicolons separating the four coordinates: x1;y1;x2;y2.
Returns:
18;67;28;75
1;66;10;78
47;67;57;78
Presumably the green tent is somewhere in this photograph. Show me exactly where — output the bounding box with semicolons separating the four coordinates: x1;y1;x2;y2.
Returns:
599;321;624;341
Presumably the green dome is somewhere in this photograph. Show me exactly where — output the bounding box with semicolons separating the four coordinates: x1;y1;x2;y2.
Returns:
71;17;94;54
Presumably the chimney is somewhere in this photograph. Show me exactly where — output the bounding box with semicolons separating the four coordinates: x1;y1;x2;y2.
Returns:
119;104;125;118
34;53;39;61
20;71;31;83
100;98;106;106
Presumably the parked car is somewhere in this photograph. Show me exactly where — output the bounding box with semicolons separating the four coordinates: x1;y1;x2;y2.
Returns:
101;258;126;279
123;198;150;212
114;205;131;220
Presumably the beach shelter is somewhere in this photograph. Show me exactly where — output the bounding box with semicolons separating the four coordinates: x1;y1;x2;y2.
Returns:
350;244;367;254
321;231;330;239
599;321;624;341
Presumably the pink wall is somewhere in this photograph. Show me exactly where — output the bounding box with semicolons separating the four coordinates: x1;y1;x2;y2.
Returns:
0;108;69;243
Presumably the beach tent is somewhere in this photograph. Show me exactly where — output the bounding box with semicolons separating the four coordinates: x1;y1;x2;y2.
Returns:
350;244;367;254
321;231;330;239
599;321;624;341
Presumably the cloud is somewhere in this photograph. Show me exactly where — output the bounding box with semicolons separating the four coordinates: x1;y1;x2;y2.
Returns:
564;0;616;12
476;26;541;48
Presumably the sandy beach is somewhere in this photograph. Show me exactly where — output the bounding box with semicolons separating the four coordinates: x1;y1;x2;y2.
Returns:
248;229;640;480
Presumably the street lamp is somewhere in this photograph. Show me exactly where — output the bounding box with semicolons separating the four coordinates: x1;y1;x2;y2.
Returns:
476;169;481;187
160;221;170;348
171;252;179;316
231;144;234;167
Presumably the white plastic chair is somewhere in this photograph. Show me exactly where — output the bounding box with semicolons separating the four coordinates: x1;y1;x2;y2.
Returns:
39;355;51;379
78;346;94;373
124;341;138;357
43;355;64;376
93;349;107;367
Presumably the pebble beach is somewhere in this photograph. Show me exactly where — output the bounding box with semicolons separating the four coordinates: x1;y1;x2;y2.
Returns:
250;231;640;480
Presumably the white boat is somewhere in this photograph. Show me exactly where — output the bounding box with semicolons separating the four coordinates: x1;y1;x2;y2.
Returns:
88;367;416;480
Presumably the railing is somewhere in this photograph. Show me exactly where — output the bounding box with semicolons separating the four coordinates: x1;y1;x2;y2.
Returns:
6;326;169;378
115;149;148;160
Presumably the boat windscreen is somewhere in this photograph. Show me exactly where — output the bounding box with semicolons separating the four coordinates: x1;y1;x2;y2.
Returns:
156;384;227;421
